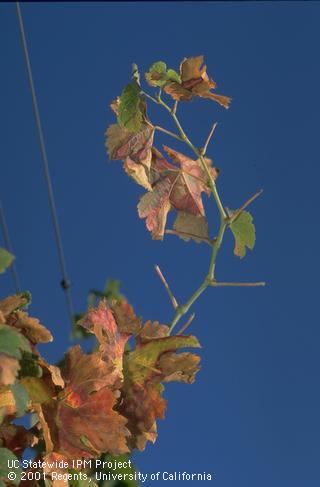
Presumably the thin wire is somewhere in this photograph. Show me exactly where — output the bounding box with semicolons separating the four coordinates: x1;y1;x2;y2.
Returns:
15;2;75;324
0;200;21;292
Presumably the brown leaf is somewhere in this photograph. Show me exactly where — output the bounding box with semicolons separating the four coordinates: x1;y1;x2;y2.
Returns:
119;332;200;450
6;311;53;344
40;391;129;459
38;359;64;388
158;352;201;383
111;300;142;336
173;211;209;243
106;123;154;190
0;354;20;386
138;146;217;239
0;294;28;317
39;345;130;459
80;300;139;382
62;345;117;398
57;387;129;458
119;383;166;451
137;320;169;344
164;56;231;108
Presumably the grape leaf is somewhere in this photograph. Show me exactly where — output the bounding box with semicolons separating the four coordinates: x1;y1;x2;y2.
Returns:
40;345;129;459
105;123;154;190
63;345;119;398
145;61;181;88
163;56;231;108
119;326;201;450
138;146;217;239
57;387;129;459
0;324;31;359
137;320;169;343
6;311;53;344
117;81;144;133
0;249;14;274
229;210;256;258
79;300;140;382
0;293;30;318
173;211;209;243
158;352;200;383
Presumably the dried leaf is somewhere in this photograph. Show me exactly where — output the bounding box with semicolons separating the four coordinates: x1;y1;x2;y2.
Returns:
106;123;154;190
137;321;169;344
80;300;139;381
138;146;217;239
39;345;130;459
173;211;209;243
229;210;256;258
164;56;231;108
158;352;200;383
119;330;201;450
62;345;117;397
6;311;53;344
0;294;30;317
57;387;129;458
111;300;141;336
137;178;172;240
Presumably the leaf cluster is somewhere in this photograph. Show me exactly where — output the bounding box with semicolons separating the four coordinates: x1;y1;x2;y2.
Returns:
0;294;200;486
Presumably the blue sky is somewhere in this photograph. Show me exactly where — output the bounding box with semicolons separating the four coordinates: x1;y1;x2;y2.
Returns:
1;2;320;486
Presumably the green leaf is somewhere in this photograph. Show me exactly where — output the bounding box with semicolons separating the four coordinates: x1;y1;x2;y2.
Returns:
145;61;181;88
230;210;256;258
0;448;22;486
10;383;29;416
0;324;31;359
166;68;181;83
0;248;14;274
19;352;43;378
117;82;143;133
127;335;200;386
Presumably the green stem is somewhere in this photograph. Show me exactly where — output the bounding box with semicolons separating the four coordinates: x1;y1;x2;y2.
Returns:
157;96;227;220
145;90;229;334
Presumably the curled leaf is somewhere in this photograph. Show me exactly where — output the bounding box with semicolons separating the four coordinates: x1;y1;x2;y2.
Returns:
164;56;231;108
145;61;181;88
79;300;140;381
6;311;53;344
120;329;201;450
117;81;144;133
137;320;169;344
106;123;154;190
0;293;30;318
138;146;217;239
